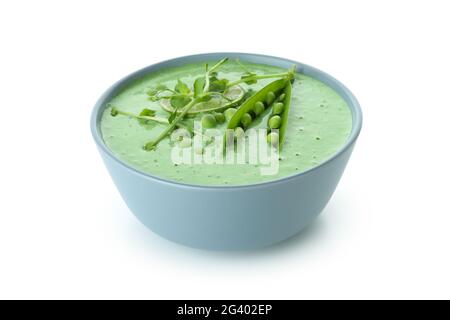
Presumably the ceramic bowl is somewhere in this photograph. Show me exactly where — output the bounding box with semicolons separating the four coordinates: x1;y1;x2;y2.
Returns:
91;53;362;250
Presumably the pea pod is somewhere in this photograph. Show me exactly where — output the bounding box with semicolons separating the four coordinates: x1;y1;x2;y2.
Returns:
223;78;292;153
226;79;288;130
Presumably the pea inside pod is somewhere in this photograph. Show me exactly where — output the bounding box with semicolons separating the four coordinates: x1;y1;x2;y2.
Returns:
234;127;245;140
240;113;253;129
265;91;276;105
201;114;217;128
266;81;292;150
213;112;226;124
272;102;284;115
267;131;279;147
253;101;265;116
268;115;281;129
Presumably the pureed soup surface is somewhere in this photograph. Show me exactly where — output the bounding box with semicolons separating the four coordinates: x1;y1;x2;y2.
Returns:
100;60;352;186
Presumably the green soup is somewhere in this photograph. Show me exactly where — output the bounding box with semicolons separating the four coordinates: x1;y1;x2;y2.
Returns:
100;60;352;186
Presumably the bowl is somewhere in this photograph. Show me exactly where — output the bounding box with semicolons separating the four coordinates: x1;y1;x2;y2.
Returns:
91;53;362;250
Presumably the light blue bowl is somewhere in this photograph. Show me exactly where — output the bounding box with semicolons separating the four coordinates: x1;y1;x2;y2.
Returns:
91;53;362;250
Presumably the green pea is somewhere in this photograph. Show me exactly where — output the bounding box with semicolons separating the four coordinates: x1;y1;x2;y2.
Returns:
240;113;252;129
234;127;245;139
224;108;237;121
265;91;276;105
253;101;265;116
267;132;280;146
273;102;284;115
268;115;282;129
201;114;217;128
213;112;225;124
278;93;286;102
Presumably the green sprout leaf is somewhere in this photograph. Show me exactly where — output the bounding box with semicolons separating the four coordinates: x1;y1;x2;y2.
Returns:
175;79;190;95
147;85;171;101
194;77;205;98
170;96;191;109
196;94;213;103
137;108;158;126
241;73;258;85
139;108;156;117
110;107;118;116
209;71;218;80
209;79;229;92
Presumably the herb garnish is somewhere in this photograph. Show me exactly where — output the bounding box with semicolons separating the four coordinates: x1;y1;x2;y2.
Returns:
110;58;296;151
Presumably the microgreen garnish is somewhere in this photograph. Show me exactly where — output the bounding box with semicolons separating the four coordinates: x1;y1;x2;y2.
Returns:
175;79;190;95
111;58;297;151
193;77;205;98
143;59;232;150
170;95;192;109
168;106;179;124
110;106;168;125
139;108;156;117
144;98;198;150
203;58;229;93
236;59;257;85
227;65;296;87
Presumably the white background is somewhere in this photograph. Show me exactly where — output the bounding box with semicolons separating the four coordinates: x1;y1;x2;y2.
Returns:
1;0;449;300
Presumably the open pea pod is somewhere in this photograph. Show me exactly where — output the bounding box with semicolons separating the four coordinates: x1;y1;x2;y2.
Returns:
226;79;288;129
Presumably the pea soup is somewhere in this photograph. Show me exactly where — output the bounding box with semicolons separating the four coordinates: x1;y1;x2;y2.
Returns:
100;59;352;186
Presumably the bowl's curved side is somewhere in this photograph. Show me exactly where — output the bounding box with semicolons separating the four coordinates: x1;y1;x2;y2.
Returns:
97;141;356;250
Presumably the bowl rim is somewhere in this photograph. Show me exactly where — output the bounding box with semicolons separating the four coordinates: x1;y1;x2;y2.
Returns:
91;52;362;190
